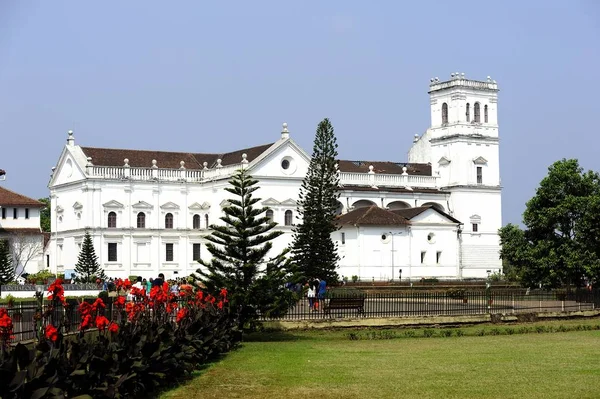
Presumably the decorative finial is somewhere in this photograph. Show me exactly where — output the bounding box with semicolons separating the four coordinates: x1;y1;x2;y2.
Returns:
281;122;290;140
67;130;75;146
203;161;208;169
86;157;93;166
402;166;408;176
180;160;185;169
216;159;222;168
151;159;157;168
241;153;248;164
368;165;374;173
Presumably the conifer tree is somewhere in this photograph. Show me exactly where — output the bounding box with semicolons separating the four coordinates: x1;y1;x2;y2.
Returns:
194;168;297;330
292;118;341;283
0;240;15;285
74;231;105;283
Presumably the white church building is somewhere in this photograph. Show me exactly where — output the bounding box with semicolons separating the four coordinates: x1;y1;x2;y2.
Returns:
47;73;502;281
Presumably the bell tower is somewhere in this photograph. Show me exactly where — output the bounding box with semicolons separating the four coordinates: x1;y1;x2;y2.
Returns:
410;72;503;278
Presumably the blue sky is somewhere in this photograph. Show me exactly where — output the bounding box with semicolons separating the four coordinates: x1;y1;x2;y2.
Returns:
1;0;599;225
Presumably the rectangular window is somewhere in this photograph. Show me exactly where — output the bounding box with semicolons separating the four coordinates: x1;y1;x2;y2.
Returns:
108;243;117;262
25;208;29;219
472;223;479;232
166;243;174;262
476;166;483;184
341;232;345;245
420;251;426;264
1;208;5;219
192;243;201;261
13;208;17;219
436;251;442;264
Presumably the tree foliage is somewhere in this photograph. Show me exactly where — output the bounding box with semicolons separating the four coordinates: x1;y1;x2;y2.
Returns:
38;197;51;232
0;240;14;284
499;159;600;288
292;118;340;283
193;168;297;330
74;231;106;283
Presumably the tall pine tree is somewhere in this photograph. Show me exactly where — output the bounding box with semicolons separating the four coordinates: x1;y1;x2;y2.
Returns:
0;239;14;284
194;168;297;330
75;231;106;283
292;118;340;283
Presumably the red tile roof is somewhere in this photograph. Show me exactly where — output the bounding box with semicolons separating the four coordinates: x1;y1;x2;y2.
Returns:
0;228;43;234
391;206;461;224
0;187;43;207
80;142;274;169
338;160;432;176
337;206;410;226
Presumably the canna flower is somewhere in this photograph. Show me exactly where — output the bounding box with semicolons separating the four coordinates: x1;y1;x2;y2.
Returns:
45;324;59;342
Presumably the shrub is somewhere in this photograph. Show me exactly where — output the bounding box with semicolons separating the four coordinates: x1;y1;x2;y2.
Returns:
423;329;435;338
403;330;416;338
351;275;359;283
97;290;109;303
489;328;501;336
447;288;466;299
0;278;239;398
455;329;464;337
505;327;515;335
440;329;453;337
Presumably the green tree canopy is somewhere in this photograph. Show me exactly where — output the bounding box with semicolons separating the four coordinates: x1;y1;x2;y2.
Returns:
193;168;297;330
292;118;340;283
499;159;600;288
38;197;51;233
74;231;106;283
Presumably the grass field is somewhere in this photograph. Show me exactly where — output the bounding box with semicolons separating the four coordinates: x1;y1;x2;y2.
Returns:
163;319;600;399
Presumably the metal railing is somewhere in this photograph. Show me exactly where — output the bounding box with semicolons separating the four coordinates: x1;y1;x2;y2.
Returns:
260;288;600;321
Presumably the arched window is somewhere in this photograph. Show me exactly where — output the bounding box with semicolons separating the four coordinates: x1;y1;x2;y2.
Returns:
193;214;200;229
165;213;173;229
474;102;481;123
205;214;209;229
284;210;293;226
137;212;145;228
266;209;274;223
465;103;470;122
441;103;448;124
107;212;117;228
484;105;488;123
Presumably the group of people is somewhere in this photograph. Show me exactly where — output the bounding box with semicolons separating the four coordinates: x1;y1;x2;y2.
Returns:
306;279;327;311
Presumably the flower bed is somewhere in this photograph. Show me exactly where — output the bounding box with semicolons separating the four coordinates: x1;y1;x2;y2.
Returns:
0;279;239;398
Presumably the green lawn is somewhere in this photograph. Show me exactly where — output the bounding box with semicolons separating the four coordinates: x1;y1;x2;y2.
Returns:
163;320;600;399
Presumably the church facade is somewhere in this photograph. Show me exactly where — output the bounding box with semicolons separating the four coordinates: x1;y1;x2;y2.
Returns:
47;73;502;281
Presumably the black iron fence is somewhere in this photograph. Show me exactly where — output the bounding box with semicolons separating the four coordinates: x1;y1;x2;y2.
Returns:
3;289;599;342
260;288;600;321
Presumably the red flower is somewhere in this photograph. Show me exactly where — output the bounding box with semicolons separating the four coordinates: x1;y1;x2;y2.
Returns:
78;301;92;318
150;286;167;303
176;308;188;323
166;302;178;313
195;291;204;302
217;300;224;310
45;324;58;342
220;288;228;298
91;298;105;313
122;279;132;290
95;315;110;330
0;310;14;342
114;296;126;309
80;314;93;330
130;287;145;297
108;323;119;333
47;279;66;305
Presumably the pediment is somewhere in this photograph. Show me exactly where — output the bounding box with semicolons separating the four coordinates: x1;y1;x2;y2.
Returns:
469;214;481;222
188;202;204;210
220;200;231;207
472;156;488;165
132;201;153;209
55;205;64;213
102;200;124;209
201;201;211;210
160;201;180;210
72;201;83;210
262;198;281;206
280;198;297;206
438;156;451;166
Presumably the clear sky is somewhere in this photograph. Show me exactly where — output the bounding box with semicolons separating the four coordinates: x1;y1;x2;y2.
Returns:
1;1;599;225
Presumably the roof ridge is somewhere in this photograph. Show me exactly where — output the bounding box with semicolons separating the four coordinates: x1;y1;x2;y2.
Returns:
0;186;43;206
